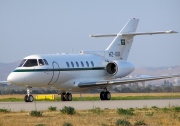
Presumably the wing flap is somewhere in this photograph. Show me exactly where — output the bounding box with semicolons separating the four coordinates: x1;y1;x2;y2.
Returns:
78;74;180;88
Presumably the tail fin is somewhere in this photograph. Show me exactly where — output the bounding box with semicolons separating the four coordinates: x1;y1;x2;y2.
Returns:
106;18;139;61
90;18;177;61
119;18;139;33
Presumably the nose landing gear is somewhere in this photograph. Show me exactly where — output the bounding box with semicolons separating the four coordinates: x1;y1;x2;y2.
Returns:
24;86;34;102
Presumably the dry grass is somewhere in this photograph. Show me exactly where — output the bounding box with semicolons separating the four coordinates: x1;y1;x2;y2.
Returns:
0;93;179;125
0;107;180;126
0;93;180;99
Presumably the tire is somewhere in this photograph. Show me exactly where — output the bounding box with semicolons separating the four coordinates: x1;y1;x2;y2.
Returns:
61;93;66;101
100;91;105;100
105;91;111;100
66;93;72;101
68;93;72;101
28;95;34;102
24;95;29;102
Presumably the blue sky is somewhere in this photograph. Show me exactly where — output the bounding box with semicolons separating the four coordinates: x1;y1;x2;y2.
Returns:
0;0;180;67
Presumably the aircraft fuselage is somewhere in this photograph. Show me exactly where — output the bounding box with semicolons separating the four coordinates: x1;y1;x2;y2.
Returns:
7;53;134;92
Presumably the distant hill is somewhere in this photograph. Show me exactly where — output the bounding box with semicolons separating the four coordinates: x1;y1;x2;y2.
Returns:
129;66;180;84
131;66;180;77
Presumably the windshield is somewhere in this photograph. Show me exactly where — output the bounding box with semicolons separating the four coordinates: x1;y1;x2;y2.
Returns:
18;58;49;67
38;59;44;66
18;59;27;67
23;59;38;67
43;59;49;65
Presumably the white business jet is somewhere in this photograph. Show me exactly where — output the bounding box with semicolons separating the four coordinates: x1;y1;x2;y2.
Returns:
1;18;179;102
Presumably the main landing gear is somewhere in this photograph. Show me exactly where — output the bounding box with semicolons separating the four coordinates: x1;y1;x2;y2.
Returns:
61;92;72;101
100;88;111;100
24;86;34;102
59;88;111;101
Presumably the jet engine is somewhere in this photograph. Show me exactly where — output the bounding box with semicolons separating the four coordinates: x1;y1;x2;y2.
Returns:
106;60;135;78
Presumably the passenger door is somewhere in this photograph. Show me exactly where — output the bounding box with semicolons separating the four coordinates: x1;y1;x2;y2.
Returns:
48;61;60;85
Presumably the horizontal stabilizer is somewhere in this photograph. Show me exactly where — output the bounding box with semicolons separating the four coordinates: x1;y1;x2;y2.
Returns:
90;34;117;37
90;30;178;38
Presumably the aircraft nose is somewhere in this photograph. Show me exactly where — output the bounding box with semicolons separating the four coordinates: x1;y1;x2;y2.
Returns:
7;72;24;85
7;72;16;84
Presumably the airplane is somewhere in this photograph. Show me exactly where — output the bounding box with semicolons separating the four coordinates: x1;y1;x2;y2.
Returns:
0;18;179;102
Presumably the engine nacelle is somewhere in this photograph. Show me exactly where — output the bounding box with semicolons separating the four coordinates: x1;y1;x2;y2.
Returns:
106;61;135;78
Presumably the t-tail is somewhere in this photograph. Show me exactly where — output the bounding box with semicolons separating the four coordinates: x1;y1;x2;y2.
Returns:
90;18;177;61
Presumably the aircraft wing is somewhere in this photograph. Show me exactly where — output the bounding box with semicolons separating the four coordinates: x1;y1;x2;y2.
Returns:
78;74;180;88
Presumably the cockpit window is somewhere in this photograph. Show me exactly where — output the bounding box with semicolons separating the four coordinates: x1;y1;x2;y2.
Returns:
23;59;38;67
18;59;27;67
43;59;49;65
38;59;44;66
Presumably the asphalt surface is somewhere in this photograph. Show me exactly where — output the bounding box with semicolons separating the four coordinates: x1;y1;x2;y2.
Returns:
0;99;179;111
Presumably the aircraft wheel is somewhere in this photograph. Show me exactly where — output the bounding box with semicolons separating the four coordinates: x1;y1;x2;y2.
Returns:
28;95;34;102
61;93;66;101
25;86;33;102
24;95;29;102
100;91;105;100
105;91;111;100
66;93;72;101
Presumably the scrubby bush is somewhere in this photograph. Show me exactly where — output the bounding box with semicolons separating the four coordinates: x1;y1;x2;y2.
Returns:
35;124;46;126
134;120;147;126
173;106;180;112
117;108;134;116
0;108;10;113
145;112;154;117
63;122;73;126
48;106;57;111
151;106;158;109
116;119;131;126
129;108;134;111
30;110;43;117
162;107;169;113
90;107;103;114
101;123;108;126
60;106;76;115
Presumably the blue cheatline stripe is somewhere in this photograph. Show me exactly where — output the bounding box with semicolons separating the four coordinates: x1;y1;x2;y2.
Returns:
13;67;105;72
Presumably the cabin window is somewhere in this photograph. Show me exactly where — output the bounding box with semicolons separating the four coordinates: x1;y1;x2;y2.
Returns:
43;59;49;65
38;59;44;66
81;61;84;67
23;59;38;67
18;59;27;67
71;62;74;67
91;61;94;67
66;62;70;68
86;61;89;67
76;61;79;67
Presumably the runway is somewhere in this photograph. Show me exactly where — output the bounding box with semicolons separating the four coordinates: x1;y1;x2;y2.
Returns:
0;99;179;111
